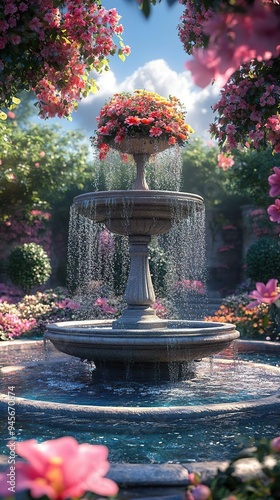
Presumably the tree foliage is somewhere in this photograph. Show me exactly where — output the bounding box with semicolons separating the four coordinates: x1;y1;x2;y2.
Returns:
224;147;280;208
0;114;94;217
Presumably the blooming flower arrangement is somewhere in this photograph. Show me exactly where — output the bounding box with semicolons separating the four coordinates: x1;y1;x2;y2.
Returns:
0;0;130;119
92;90;194;160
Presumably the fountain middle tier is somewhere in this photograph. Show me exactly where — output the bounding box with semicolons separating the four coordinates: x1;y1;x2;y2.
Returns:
73;190;204;236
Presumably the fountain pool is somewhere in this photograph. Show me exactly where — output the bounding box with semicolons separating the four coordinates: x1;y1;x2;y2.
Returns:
0;339;279;465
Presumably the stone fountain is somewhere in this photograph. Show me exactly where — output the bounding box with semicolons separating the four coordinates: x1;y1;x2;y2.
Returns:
45;136;239;379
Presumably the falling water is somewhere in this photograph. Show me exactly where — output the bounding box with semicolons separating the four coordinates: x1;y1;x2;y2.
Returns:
67;147;207;320
92;147;182;192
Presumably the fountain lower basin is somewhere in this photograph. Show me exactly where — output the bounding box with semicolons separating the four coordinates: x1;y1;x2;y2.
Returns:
44;320;240;379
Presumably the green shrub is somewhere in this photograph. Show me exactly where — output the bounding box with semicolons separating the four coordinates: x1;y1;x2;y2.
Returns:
245;237;280;283
7;243;51;293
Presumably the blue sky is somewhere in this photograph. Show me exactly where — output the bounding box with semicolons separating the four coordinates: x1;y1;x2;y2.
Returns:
101;0;188;78
54;1;221;141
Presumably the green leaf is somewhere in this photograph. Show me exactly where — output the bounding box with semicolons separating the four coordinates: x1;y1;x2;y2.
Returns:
140;0;151;18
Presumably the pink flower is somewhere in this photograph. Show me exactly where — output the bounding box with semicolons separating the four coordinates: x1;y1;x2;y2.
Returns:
56;298;80;310
95;297;117;315
150;126;163;137
0;437;118;499
10;34;21;45
95;297;108;308
267;199;280;223
192;484;212;500
268;166;280;197
217;153;234;170
271;436;280;452
248;279;280;309
152;301;169;318
98;229;115;256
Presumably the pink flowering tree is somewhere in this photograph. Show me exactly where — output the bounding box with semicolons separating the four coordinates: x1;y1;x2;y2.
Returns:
176;0;280;156
0;0;130;119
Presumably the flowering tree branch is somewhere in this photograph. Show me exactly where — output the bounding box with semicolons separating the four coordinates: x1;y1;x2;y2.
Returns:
0;0;130;120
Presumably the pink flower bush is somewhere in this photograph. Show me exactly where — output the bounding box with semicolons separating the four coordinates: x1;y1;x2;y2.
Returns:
0;311;36;338
268;166;280;223
56;298;80;310
176;279;206;294
0;437;118;499
0;209;52;260
98;229;115;256
248;278;280;309
92;90;194;160
0;0;130;119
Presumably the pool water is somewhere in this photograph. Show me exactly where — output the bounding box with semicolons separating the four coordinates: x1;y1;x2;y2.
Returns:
1;347;280;407
0;343;279;464
0;410;279;464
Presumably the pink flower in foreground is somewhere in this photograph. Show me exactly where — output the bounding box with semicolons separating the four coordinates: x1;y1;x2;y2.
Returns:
268;166;280;197
248;279;280;309
0;437;118;500
267;198;280;223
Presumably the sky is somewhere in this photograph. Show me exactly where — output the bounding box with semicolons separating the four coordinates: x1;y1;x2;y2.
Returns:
53;0;221;143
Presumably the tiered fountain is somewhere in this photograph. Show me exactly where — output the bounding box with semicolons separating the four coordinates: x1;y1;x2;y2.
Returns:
45;91;239;380
1;91;280;469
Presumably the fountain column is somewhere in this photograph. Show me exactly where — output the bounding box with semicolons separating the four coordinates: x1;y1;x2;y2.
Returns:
113;234;167;329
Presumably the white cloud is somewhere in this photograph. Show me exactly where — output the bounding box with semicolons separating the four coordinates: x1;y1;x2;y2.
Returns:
72;59;221;140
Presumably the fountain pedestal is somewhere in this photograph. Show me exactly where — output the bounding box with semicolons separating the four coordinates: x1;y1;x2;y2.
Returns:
113;234;166;329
